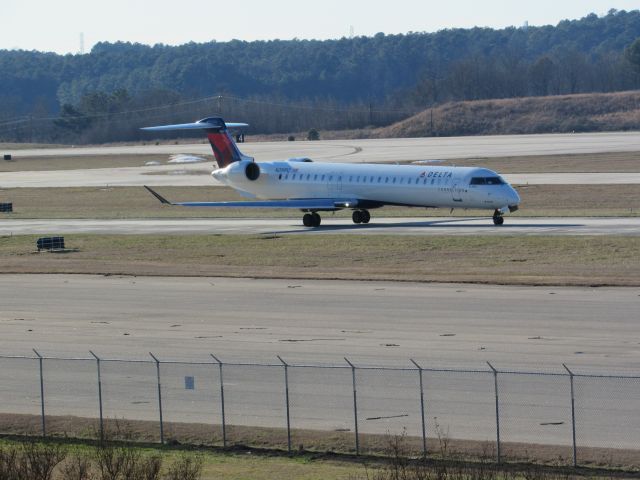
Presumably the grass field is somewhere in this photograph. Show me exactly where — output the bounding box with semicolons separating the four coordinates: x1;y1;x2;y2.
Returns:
1;184;639;218
1;234;638;286
419;151;640;174
0;436;368;480
0;154;195;171
1;151;639;173
3;414;640;473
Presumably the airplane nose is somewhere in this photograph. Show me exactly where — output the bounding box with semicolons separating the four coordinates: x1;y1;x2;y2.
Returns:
506;186;520;212
509;187;521;205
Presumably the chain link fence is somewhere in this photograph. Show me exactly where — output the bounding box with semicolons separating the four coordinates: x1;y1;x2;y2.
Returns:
0;353;639;467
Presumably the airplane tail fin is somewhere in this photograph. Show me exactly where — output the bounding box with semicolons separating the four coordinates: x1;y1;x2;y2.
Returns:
141;117;251;168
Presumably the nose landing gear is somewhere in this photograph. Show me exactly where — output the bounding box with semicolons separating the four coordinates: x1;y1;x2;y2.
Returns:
492;210;505;226
303;212;322;227
352;210;371;224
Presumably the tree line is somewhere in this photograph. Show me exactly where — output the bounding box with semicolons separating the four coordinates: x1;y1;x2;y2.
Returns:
0;9;639;143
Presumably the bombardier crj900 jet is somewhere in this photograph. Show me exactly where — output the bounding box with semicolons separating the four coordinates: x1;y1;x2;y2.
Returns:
143;117;520;227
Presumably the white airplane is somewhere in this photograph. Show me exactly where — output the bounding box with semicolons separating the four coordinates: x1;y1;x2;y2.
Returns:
143;117;520;227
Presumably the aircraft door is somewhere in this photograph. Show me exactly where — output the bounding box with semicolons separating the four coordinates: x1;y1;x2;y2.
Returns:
451;173;465;203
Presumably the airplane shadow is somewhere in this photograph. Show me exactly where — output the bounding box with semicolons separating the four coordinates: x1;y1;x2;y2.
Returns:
267;217;585;234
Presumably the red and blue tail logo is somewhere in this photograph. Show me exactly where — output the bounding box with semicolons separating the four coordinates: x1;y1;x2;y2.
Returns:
207;131;243;168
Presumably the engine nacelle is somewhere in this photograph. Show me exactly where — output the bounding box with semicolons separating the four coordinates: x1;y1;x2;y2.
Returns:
226;160;268;185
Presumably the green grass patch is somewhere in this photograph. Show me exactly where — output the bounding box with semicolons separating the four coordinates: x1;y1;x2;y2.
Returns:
0;436;366;480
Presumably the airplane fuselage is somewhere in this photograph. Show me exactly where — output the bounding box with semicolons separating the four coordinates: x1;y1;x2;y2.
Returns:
214;159;520;212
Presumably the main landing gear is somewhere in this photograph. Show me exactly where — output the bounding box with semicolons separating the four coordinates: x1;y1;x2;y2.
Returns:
492;210;505;226
303;212;321;227
352;210;371;224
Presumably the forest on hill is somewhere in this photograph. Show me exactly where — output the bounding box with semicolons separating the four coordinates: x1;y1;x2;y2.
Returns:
0;9;639;143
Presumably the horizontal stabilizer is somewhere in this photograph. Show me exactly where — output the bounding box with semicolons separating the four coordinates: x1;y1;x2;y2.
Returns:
141;117;248;132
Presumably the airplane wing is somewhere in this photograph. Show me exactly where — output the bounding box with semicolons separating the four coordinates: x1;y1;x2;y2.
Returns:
144;186;358;210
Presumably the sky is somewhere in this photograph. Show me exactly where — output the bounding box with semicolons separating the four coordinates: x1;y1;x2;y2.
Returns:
2;0;639;55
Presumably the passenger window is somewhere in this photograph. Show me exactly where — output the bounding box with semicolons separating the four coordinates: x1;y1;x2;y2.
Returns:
285;174;289;180
307;174;310;180
393;178;397;184
279;174;282;180
314;174;318;180
349;176;353;182
321;175;325;181
385;177;389;183
378;177;382;183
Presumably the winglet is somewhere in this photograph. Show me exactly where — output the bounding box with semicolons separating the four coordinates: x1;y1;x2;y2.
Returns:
144;186;172;205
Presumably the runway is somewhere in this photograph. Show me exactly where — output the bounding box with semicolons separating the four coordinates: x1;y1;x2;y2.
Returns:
2;216;640;236
6;131;640;161
1;274;638;370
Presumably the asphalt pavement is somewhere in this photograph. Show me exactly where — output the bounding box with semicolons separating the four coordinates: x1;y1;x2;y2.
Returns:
2;216;639;236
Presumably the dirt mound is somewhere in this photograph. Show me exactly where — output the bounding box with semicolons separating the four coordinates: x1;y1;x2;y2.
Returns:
377;91;640;138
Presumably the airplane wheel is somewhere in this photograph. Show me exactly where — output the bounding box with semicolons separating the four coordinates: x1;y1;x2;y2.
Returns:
493;216;504;226
352;210;363;224
303;213;313;227
361;210;371;224
311;212;321;227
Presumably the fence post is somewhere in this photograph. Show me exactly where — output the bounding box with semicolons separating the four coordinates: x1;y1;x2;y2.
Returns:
487;362;501;463
149;352;164;444
410;359;427;457
278;356;292;454
33;349;46;437
345;357;359;455
211;354;227;447
90;351;104;441
563;364;578;468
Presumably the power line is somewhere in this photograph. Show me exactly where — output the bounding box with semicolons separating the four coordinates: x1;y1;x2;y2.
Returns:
0;94;418;133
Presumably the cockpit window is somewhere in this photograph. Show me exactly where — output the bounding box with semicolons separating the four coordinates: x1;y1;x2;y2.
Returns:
486;176;505;185
470;176;505;186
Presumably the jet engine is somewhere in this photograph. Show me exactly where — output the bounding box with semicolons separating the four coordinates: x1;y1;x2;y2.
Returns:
244;161;260;181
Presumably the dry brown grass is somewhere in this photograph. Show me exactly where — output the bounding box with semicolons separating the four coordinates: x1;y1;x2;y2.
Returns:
379;91;640;138
408;152;640;174
1;235;638;286
0;154;184;172
0;184;638;219
2;150;638;176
